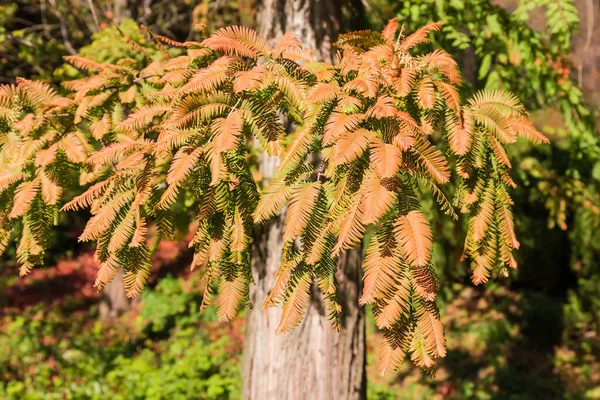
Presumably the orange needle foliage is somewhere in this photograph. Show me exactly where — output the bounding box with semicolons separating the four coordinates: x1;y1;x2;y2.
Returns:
0;19;547;373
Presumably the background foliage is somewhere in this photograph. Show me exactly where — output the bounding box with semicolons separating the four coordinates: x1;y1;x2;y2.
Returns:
1;270;241;399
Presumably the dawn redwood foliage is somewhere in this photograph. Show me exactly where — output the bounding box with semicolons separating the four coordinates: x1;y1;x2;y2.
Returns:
0;19;547;373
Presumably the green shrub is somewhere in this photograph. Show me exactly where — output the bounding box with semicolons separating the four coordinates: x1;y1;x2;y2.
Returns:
0;275;241;399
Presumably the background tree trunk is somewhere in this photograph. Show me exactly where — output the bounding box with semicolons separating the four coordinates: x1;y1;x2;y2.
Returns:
243;1;367;399
98;269;132;319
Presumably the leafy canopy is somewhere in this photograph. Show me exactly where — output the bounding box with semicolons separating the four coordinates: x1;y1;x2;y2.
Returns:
0;19;546;373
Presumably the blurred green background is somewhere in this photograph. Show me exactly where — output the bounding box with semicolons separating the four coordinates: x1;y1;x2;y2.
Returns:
1;0;599;398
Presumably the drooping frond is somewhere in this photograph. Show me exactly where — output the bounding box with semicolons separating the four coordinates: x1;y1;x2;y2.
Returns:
411;139;450;184
9;179;41;218
79;190;134;242
130;213;148;247
203;26;268;58
332;193;365;255
233;65;266;93
471;181;495;243
16;78;61;105
379;339;406;376
331;128;372;167
323;112;364;146
180;56;233;94
395;67;417;97
417;77;435;109
276;126;313;172
437;81;461;113
262;254;301;309
400;22;443;51
211;109;243;153
166;94;230;129
275;271;312;333
118;104;172;131
361;172;396;224
394;210;432;267
40;171;62;205
507;114;549;144
370;138;402;178
108;209;136;252
218;275;246;322
499;204;519;249
166;146;204;184
62;180;112;211
254;176;293;223
468;89;524;114
488;134;512;167
230;207;249;253
307;83;341;104
64;55;105;72
470;250;494;286
283;182;321;243
374;275;412;329
123;258;151;298
447;107;474;155
415;304;446;358
382;18;399;44
0;172;24;194
360;237;401;305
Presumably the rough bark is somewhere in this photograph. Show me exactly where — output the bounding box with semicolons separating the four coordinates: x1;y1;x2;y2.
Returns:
257;0;363;63
243;1;366;399
572;0;600;107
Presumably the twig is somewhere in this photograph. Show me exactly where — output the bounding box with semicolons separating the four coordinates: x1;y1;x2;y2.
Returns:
47;0;77;55
229;98;242;114
316;159;326;182
86;0;101;33
395;25;405;51
39;0;52;40
133;73;161;83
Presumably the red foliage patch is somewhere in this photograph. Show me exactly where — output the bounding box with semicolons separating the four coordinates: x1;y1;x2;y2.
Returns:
2;231;194;318
3;252;100;315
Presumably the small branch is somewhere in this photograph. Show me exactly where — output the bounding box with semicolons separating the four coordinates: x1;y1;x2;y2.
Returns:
32;113;72;121
316;159;326;182
47;0;77;55
86;0;101;33
394;25;405;51
229;98;242;114
7;34;35;48
40;0;52;40
133;73;161;83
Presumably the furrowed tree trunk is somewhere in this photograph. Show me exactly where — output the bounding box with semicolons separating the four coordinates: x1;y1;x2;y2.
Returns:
243;1;366;399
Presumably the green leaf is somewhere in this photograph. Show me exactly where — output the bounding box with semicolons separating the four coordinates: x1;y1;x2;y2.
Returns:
478;54;492;79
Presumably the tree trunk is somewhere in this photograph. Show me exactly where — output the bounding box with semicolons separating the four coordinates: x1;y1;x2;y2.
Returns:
98;269;132;319
243;1;366;399
256;0;363;64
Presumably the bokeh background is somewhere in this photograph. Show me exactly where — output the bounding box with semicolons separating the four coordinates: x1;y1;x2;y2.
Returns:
1;0;599;398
